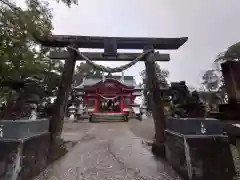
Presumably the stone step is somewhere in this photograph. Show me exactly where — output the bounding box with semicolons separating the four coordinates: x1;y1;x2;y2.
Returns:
91;113;127;121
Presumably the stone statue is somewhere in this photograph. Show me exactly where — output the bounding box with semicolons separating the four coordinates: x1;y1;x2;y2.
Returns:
29;104;37;120
169;81;206;118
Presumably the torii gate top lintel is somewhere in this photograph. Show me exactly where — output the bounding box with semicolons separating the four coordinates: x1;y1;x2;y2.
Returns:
36;34;188;50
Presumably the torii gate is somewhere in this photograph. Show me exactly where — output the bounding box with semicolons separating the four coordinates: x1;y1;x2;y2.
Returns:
35;35;188;156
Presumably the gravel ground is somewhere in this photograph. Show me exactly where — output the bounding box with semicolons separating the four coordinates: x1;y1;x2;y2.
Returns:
129;118;155;141
231;145;240;179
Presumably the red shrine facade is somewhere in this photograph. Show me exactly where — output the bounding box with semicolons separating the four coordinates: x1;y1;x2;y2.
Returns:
75;76;142;114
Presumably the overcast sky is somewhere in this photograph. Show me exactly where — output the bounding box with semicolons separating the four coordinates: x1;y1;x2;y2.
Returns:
16;0;240;88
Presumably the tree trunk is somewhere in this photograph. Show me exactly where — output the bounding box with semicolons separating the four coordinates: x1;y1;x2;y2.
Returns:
49;45;77;144
144;51;166;156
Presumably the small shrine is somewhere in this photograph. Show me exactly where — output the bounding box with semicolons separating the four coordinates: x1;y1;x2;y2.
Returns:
74;73;142;117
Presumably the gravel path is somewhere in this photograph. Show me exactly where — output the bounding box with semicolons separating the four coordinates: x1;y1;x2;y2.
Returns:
34;121;181;180
129;118;155;141
231;145;240;179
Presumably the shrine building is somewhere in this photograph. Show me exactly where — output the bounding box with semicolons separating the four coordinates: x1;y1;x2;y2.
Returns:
74;74;142;114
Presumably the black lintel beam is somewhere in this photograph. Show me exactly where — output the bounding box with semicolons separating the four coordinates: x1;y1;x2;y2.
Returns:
35;34;188;50
49;51;170;61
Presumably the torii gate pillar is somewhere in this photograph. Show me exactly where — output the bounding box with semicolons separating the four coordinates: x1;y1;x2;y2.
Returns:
144;47;166;156
49;45;77;145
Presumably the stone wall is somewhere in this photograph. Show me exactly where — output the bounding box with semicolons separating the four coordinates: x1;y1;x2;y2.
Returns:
0;140;21;179
165;130;236;180
165;130;188;179
0;132;49;180
187;135;235;180
0;119;49;139
0;119;50;180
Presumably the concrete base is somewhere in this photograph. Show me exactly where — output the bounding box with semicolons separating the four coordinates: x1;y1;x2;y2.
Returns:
151;141;165;158
236;139;240;159
165;130;236;180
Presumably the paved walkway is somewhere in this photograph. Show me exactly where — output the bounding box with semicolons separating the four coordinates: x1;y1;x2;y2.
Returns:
34;120;181;180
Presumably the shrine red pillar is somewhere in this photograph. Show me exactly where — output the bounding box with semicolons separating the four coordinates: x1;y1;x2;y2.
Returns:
130;93;134;104
94;96;100;112
120;96;124;112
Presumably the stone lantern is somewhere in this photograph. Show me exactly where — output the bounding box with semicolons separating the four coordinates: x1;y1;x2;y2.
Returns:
68;104;77;121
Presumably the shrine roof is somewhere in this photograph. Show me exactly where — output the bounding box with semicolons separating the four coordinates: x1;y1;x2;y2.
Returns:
75;75;141;90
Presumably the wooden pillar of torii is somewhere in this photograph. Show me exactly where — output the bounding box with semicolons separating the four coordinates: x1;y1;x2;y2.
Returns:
48;44;78;142
35;35;188;156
